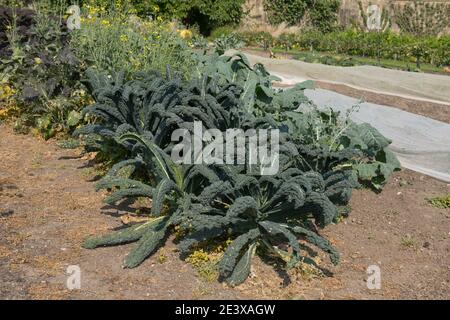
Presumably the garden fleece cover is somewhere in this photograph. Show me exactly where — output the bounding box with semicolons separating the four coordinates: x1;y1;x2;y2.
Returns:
304;89;450;183
236;50;450;105
230;50;450;182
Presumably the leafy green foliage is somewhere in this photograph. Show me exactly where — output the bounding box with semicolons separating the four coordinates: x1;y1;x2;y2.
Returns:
392;1;450;37
214;33;244;55
342;123;400;190
79;88;363;284
264;0;309;26
83;134;184;264
239;29;450;68
283;107;400;190
76;49;398;285
307;0;341;33
74;67;246;163
126;0;246;35
84;132;235;268
195;51;313;118
426;194;450;209
295;51;356;67
69;14;196;76
177;165;352;285
237;31;274;51
0;6;86;138
88;125;356;283
264;0;340;32
0;7;35;59
209;25;236;40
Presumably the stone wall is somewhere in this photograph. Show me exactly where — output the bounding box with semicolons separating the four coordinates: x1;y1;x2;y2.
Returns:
240;0;301;36
241;0;450;34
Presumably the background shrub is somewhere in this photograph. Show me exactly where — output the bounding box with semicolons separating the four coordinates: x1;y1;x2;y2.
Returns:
241;29;450;67
79;0;246;36
0;1;198;138
209;25;236;40
70;12;196;76
264;0;340;33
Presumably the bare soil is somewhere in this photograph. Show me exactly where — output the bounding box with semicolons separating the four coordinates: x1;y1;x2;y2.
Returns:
0;124;449;300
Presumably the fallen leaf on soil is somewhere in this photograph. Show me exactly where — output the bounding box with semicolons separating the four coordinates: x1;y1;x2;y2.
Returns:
121;214;151;225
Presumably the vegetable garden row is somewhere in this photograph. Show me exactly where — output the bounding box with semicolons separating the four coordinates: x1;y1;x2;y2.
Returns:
214;29;450;70
0;3;402;286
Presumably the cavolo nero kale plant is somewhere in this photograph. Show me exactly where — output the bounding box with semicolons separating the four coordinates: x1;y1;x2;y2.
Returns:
83;133;217;268
177;155;359;285
194;51;314;119
74;67;245;163
78;51;400;285
82;114;359;284
283;106;401;190
83;130;358;284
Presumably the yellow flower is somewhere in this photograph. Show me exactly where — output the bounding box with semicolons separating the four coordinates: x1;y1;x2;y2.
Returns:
0;108;9;119
101;19;111;27
72;89;86;97
0;84;16;118
120;34;128;42
177;29;192;39
34;57;42;65
1;84;15;96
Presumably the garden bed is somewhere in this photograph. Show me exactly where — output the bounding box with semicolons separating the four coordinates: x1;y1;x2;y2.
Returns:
1;124;449;299
1;2;449;301
244;49;450;124
245;47;448;75
238;49;450;104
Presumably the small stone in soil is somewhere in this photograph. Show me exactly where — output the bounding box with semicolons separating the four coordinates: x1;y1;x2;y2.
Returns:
0;209;14;217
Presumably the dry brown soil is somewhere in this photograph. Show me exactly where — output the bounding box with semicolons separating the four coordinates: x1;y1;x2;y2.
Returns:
0;124;449;300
